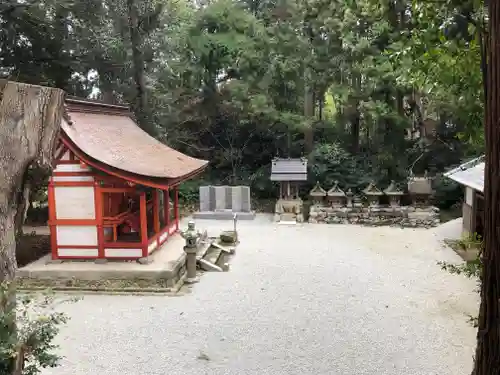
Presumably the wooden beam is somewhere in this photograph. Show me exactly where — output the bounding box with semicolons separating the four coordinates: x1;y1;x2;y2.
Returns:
174;186;179;231
165;188;170;228
139;192;148;258
152;189;160;233
95;182;105;259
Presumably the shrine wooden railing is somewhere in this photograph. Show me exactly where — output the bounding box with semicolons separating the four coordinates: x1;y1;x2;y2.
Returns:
102;199;153;244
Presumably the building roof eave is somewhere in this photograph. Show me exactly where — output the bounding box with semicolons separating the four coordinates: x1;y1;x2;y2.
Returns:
60;133;207;189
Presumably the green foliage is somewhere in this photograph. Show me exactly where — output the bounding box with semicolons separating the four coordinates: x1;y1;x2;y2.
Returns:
0;283;73;375
0;0;484;205
432;175;463;209
308;143;372;192
177;179;203;204
439;231;482;327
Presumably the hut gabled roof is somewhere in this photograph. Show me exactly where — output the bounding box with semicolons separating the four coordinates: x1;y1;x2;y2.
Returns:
270;157;307;181
444;156;484;193
362;181;383;196
327;181;346;197
61;97;208;188
309;182;327;197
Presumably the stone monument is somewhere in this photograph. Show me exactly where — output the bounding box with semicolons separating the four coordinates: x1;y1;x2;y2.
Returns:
194;185;256;220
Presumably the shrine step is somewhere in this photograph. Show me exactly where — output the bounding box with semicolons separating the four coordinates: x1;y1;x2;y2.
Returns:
198;258;224;272
194;239;232;272
199;246;230;272
277;213;298;224
196;236;215;261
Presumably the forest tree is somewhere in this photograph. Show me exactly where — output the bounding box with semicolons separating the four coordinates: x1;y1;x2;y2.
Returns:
0;81;64;281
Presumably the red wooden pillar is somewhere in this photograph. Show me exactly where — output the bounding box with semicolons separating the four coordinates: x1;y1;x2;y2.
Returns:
164;188;170;228
174;186;179;231
48;180;58;260
95;181;105;259
152;189;160;234
139;192;148;258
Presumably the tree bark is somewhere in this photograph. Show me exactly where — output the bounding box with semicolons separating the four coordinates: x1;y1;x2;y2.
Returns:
0;81;64;282
304;66;314;154
472;1;500;374
127;0;156;136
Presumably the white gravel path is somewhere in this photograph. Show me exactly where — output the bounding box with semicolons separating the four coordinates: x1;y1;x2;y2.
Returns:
42;215;478;375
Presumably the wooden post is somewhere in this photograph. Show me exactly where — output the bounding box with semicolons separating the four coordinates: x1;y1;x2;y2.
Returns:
48;180;58;260
95;182;105;259
152;189;160;234
139;192;148;258
174;186;179;231
165;188;170;228
473;3;500;373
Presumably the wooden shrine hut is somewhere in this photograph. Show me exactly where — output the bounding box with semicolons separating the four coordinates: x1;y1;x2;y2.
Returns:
444;156;485;238
270;157;308;223
49;97;208;261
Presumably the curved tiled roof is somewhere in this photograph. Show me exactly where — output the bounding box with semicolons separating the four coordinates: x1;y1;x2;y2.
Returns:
62;98;208;183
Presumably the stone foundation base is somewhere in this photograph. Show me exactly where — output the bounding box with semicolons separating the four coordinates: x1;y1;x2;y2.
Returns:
309;205;440;228
193;211;256;220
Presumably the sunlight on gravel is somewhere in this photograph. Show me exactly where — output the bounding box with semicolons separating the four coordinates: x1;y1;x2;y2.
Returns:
42;216;478;375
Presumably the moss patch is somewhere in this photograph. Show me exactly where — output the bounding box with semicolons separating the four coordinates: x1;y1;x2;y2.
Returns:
16;277;180;293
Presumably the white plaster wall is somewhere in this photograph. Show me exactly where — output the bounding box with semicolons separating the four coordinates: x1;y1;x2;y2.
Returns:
54;164;91;173
465;187;474;206
56;226;98;246
57;248;98;257
160;232;168;243
105;248;142;258
52;176;94;182
148;241;158;254
60;150;71;161
55;186;96;219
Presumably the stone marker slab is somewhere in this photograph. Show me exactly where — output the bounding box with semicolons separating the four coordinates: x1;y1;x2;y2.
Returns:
199;186;211;212
214;186;227;211
231;186;242;212
240;186;252;212
194;185;256;220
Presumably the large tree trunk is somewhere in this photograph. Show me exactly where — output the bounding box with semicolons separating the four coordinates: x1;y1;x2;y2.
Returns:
127;0;156;136
0;81;64;282
303;66;314;154
472;1;500;374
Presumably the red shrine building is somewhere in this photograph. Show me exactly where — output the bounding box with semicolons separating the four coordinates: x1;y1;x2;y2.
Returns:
49;97;208;261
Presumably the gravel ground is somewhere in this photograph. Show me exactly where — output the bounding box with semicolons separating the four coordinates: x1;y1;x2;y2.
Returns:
42;215;478;375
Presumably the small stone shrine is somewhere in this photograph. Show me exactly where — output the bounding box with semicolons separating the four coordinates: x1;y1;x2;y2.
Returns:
308;178;439;227
271;157;307;223
310;182;327;205
194;185;255;220
362;182;383;206
327;181;346;207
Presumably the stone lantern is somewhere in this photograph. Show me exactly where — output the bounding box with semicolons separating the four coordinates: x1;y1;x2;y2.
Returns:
181;220;200;283
345;188;354;207
384;180;404;207
327;181;346;207
362;182;383;207
407;174;433;206
309;182;327;206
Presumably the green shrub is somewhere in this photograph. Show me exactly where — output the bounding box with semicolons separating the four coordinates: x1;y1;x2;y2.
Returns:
308;142;373;193
177;179;203;204
432;175;463;209
0;283;73;375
